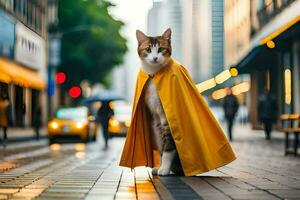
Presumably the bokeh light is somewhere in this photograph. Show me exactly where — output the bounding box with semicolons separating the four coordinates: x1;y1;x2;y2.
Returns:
267;40;275;49
56;72;66;84
230;68;238;76
69;86;81;98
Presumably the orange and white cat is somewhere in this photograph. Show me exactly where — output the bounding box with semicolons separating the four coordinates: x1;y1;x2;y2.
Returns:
136;28;182;176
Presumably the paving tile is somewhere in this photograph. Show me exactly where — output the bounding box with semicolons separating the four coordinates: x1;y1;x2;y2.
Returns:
7;197;32;200
181;177;231;200
37;197;82;200
254;183;291;190
0;188;19;194
231;194;279;200
49;185;91;189
0;195;7;200
45;188;89;193
89;188;117;194
115;191;136;198
221;177;256;190
267;189;300;198
39;192;86;198
85;194;115;200
157;176;202;200
135;168;160;200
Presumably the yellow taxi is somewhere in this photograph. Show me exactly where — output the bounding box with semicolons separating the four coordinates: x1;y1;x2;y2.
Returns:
108;101;131;136
48;107;97;144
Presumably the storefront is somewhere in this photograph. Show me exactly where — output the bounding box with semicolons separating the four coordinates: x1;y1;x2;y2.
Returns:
0;8;47;128
232;16;300;129
0;57;46;127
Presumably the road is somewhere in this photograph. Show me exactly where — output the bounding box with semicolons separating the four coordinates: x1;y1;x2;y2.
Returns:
0;124;300;200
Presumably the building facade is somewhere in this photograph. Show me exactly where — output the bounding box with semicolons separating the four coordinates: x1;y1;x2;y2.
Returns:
147;0;182;62
147;0;225;83
181;0;213;82
0;0;58;128
232;0;300;128
224;0;251;67
211;0;224;75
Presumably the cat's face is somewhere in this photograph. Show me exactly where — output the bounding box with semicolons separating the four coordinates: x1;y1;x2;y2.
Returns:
136;28;172;67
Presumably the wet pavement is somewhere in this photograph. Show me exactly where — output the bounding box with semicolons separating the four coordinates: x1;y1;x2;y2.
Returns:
0;124;300;200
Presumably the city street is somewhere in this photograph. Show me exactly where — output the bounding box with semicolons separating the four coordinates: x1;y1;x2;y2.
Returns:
0;124;299;200
1;0;300;199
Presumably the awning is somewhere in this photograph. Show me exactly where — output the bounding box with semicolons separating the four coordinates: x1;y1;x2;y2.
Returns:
0;72;11;83
0;57;46;90
233;46;265;73
232;15;300;74
232;45;277;74
259;15;300;45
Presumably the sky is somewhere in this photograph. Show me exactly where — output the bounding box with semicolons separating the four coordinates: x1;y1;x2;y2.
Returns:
108;0;153;101
109;0;153;46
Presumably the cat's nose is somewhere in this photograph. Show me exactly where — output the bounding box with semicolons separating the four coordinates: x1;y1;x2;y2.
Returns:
153;57;158;61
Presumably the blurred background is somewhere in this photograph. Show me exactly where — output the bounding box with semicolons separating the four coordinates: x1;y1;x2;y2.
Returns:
0;0;299;143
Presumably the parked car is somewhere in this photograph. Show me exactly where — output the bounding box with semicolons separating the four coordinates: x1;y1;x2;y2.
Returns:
48;107;97;144
108;101;131;136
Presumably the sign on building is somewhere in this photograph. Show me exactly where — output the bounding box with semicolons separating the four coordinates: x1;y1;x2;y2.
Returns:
14;22;46;70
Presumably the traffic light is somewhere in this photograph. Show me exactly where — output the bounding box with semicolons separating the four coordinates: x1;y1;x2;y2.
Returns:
56;72;66;84
69;86;81;98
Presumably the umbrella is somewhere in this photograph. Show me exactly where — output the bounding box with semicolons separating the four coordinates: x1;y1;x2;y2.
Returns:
83;90;123;104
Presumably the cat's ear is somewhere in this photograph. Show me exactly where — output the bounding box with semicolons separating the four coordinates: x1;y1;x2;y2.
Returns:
162;28;172;40
136;30;148;44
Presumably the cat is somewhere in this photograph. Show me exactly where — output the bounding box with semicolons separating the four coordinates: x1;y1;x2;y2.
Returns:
136;28;183;176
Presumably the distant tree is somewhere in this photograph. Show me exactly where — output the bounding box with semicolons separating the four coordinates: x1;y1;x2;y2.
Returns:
58;0;127;90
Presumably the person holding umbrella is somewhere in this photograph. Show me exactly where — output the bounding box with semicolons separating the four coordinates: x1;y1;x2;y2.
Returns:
84;90;122;149
97;101;114;149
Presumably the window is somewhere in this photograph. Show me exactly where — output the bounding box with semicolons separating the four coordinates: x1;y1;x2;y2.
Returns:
257;0;265;11
4;0;13;10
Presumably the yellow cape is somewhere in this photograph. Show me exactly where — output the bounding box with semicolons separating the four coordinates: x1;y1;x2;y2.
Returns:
119;59;236;176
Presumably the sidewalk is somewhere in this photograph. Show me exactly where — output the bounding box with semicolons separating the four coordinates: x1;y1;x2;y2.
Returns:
1;127;47;143
0;124;299;200
229;123;292;156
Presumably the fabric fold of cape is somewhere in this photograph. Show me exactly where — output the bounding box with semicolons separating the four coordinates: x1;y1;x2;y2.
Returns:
119;59;236;176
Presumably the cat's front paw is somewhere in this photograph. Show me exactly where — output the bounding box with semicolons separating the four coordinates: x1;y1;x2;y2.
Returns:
158;167;171;176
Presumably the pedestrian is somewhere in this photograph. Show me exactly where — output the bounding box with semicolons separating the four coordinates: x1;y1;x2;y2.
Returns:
33;106;42;140
223;87;239;141
21;103;26;127
97;101;114;149
0;93;11;145
258;89;277;140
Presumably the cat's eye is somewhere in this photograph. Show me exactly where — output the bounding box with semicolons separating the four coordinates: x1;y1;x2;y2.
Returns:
158;47;164;53
146;47;151;53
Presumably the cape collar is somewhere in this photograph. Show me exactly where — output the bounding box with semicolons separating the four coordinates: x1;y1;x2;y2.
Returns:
140;59;174;78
